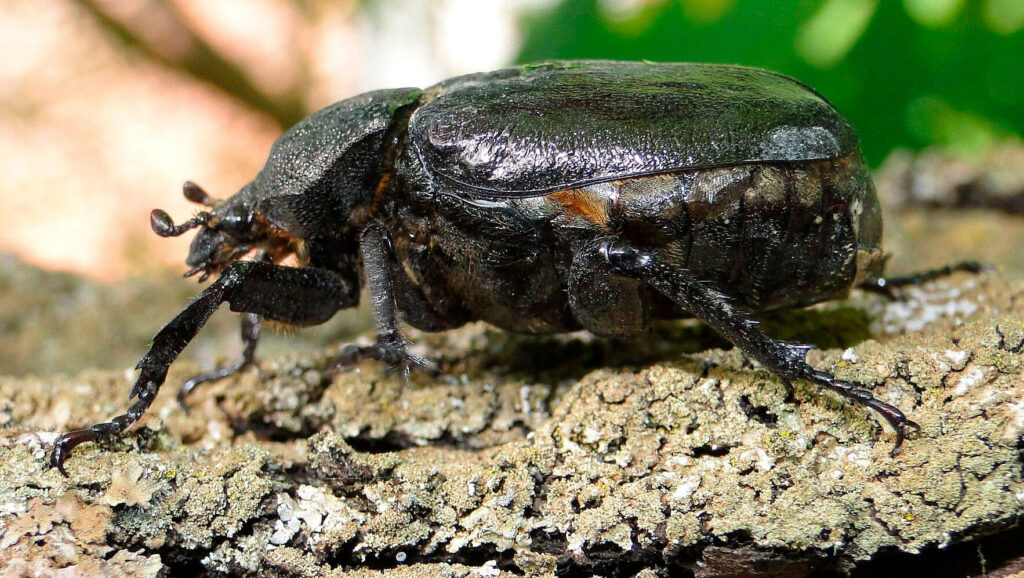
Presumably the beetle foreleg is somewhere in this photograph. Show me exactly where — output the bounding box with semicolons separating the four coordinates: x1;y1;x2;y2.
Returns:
177;251;273;410
50;262;355;476
600;240;919;454
332;222;439;378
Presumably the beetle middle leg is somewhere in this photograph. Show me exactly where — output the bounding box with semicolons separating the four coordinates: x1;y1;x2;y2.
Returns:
49;261;357;476
600;240;919;453
332;222;440;378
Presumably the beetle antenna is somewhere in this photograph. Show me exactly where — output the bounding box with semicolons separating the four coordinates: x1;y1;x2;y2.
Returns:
151;209;211;237
183;181;218;207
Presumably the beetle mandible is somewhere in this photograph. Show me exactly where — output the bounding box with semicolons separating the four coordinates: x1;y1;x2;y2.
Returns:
51;60;970;474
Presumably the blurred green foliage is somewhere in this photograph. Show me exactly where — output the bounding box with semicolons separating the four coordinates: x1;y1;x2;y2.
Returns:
517;0;1024;165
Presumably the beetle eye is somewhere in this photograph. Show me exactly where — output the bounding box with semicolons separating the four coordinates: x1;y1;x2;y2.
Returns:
218;205;254;235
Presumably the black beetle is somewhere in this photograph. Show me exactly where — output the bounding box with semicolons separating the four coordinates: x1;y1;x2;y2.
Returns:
50;60;971;474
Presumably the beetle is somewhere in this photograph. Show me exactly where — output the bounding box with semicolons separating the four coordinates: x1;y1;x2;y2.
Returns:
49;60;972;475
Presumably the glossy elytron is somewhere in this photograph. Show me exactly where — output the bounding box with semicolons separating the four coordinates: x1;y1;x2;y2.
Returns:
51;60;918;475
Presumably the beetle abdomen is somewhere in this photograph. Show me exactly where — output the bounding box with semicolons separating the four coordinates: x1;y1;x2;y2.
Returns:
393;152;880;336
526;151;881;320
680;152;881;310
603;153;881;313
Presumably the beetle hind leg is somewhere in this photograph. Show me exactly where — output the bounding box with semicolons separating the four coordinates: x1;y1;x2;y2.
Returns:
861;260;991;298
600;240;919;454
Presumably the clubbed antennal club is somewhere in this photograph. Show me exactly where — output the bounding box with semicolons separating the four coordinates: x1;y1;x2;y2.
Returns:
182;180;217;207
149;181;223;238
150;209;210;238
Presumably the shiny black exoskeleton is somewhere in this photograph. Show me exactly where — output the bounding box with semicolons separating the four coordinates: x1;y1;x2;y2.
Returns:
52;60;960;474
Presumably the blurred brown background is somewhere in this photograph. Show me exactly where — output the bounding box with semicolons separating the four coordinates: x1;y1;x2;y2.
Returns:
0;0;532;279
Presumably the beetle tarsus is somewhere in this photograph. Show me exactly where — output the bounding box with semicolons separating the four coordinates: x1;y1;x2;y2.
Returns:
778;378;796;401
603;240;920;453
50;379;160;477
333;333;440;378
806;370;920;455
862;260;991;298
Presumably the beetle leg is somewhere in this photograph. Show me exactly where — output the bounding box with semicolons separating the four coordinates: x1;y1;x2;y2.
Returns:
176;313;262;411
861;260;990;298
177;251;273;410
50;261;356;476
600;240;919;454
332;222;440;378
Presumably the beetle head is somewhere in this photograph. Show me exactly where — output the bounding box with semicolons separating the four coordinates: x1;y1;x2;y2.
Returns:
151;181;281;282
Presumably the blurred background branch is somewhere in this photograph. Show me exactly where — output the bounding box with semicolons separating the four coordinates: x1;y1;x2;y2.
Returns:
71;0;310;128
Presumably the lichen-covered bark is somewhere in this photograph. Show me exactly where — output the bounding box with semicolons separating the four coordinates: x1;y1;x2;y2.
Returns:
2;271;1022;577
2;147;1024;577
